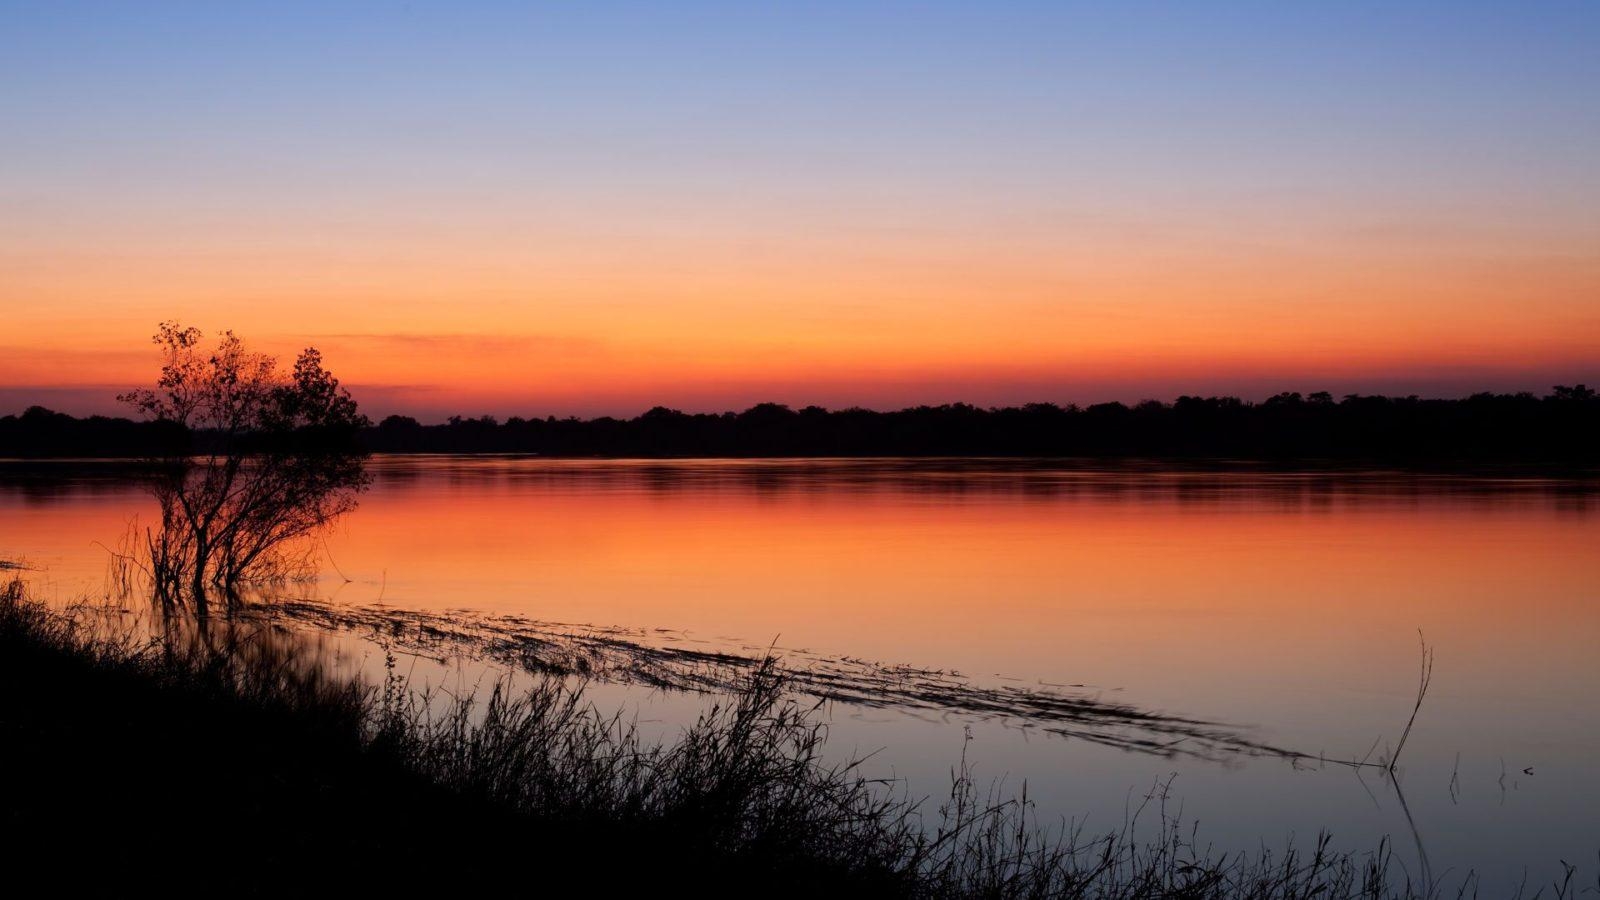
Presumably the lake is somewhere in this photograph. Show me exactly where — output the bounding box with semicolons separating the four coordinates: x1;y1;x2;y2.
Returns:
3;456;1596;889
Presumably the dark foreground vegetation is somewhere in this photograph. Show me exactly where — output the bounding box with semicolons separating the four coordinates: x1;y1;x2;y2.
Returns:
4;385;1597;465
8;578;1585;898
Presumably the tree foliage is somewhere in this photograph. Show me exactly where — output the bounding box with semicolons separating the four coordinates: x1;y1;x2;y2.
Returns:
118;323;370;613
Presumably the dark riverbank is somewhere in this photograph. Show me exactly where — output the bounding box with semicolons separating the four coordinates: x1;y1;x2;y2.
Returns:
0;580;911;897
4;386;1597;466
6;577;1529;899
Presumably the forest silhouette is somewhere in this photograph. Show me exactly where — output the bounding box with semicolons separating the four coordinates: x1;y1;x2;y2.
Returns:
4;386;1596;465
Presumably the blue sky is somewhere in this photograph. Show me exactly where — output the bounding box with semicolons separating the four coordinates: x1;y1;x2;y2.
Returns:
4;2;1597;417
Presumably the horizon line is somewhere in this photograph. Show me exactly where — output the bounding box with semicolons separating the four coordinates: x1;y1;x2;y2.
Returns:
6;382;1595;429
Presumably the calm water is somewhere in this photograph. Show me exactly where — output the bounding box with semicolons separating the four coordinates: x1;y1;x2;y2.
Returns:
4;457;1597;887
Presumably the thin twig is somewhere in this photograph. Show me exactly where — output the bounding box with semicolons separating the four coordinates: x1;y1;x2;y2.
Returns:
1388;630;1434;774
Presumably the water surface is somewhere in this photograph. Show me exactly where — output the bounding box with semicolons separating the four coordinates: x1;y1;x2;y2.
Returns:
3;457;1596;888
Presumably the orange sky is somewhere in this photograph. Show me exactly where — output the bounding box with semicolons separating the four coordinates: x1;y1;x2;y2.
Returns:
4;208;1596;419
4;4;1597;420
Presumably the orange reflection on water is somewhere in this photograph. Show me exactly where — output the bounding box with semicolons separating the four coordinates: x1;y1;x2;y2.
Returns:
3;459;1596;759
294;463;1596;732
4;458;1596;889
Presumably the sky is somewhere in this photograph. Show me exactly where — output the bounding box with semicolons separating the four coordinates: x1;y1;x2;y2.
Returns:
3;1;1597;421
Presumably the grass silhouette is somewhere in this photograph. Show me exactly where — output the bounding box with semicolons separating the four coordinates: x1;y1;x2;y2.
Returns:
2;577;1585;898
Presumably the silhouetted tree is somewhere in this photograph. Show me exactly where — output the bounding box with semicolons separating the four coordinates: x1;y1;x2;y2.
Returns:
118;323;370;613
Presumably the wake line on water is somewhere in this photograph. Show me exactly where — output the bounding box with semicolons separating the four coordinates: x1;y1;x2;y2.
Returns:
270;599;1308;764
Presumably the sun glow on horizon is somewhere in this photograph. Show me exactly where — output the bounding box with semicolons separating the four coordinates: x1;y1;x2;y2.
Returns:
3;3;1597;419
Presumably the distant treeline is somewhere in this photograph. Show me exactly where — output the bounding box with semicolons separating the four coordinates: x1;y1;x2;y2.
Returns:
4;386;1597;465
1;407;186;458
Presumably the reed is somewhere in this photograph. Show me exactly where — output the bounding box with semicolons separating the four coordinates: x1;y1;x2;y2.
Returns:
1386;631;1436;774
0;578;1575;898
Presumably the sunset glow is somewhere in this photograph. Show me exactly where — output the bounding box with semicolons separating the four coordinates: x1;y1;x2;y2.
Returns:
4;3;1597;419
6;5;1600;890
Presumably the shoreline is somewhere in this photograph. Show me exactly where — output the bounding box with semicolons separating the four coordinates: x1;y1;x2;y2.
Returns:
3;453;1598;481
4;577;1590;898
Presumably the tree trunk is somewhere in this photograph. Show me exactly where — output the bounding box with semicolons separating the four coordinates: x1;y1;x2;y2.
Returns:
190;544;208;617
